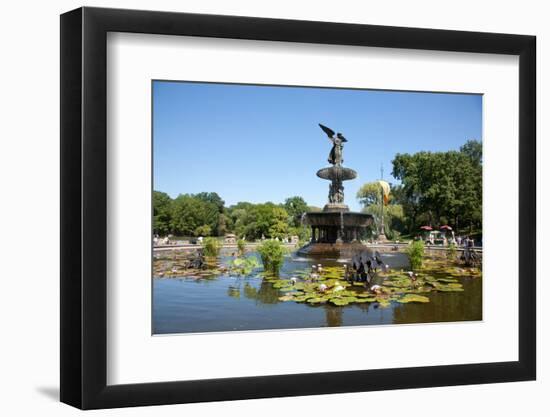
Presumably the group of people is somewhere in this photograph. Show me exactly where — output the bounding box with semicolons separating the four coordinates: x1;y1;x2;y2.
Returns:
459;237;480;266
456;236;475;248
415;233;477;248
153;234;172;246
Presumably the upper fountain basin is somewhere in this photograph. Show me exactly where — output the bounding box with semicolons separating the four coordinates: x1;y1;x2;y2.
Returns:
316;166;357;181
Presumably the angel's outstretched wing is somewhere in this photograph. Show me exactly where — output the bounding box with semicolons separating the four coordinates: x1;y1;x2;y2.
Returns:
319;123;335;138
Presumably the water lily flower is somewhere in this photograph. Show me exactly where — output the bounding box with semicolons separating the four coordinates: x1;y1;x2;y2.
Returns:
370;284;382;294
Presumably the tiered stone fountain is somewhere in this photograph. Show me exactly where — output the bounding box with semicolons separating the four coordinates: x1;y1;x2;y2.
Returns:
298;125;373;257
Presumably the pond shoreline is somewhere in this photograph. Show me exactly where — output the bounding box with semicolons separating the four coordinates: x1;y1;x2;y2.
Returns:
154;241;482;253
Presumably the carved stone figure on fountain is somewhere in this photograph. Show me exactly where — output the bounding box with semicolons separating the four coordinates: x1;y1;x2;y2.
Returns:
329;180;345;204
319;124;347;166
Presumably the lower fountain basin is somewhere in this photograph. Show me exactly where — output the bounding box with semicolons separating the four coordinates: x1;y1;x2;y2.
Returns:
297;241;371;257
299;210;374;256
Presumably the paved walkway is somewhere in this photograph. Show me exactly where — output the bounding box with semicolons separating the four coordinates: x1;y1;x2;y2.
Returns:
367;242;483;252
153;242;298;252
153;241;482;253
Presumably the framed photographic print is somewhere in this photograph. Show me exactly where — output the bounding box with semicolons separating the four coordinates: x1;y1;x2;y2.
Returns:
60;6;536;409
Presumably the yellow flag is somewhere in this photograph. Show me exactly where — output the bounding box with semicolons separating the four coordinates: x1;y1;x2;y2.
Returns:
378;180;390;205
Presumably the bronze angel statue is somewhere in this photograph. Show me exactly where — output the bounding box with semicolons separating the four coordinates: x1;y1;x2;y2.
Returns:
319;123;347;166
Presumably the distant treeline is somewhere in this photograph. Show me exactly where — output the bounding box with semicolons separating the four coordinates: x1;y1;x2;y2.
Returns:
153;192;316;241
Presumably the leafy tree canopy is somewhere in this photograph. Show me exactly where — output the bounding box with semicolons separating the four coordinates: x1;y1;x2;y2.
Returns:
284;196;309;227
390;140;482;233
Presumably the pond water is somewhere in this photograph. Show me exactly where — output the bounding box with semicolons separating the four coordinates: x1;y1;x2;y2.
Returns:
153;251;482;334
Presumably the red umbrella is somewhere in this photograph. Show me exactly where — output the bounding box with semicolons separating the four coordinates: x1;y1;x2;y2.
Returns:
420;225;432;231
440;225;453;231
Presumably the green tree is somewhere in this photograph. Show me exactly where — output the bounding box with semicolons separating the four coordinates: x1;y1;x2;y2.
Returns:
153;191;172;235
460;139;483;165
356;182;382;207
229;202;291;240
391;140;482;234
194;224;212;237
171;194;219;236
284;196;308;227
361;203;405;240
216;213;229;236
227;202;254;237
268;206;290;239
357;182;405;239
195;192;225;213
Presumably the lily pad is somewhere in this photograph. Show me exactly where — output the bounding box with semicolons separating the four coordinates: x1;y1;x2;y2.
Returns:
271;280;291;289
397;294;430;303
356;294;377;302
307;297;326;304
437;286;465;292
436;278;459;283
329;296;358;306
405;287;432;294
353;298;372;303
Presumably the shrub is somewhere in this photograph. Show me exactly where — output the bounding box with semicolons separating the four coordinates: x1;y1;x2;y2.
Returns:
237;239;246;255
202;237;220;258
257;240;287;276
194;224;211;237
406;240;425;270
447;243;457;261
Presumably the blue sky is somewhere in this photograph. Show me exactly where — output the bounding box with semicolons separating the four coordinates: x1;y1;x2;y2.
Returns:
153;81;482;212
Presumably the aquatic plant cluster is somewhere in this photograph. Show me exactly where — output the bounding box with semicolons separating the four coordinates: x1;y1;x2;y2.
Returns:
406;240;425;270
257;240;287;275
153;251;262;279
268;258;481;307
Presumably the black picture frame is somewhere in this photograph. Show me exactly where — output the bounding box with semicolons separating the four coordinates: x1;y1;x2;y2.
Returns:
60;6;536;410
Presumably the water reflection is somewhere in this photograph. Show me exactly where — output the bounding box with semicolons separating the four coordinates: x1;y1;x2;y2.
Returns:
324;306;343;327
393;277;482;324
